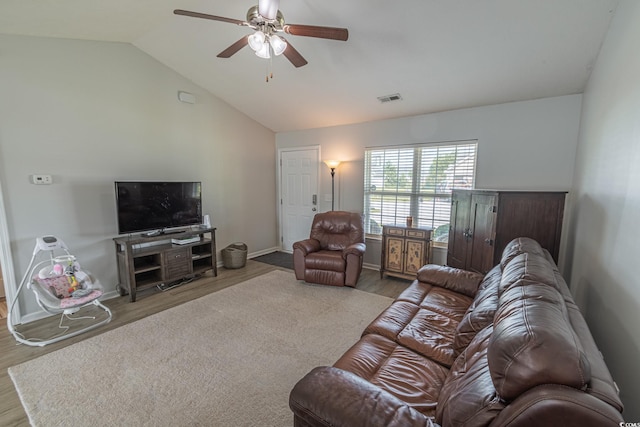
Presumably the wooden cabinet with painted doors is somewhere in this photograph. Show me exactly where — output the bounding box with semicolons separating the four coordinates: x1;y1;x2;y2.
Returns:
447;190;566;274
381;225;432;280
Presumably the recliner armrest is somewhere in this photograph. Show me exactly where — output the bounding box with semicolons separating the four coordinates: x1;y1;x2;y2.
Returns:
293;239;321;255
290;366;435;427
343;242;366;259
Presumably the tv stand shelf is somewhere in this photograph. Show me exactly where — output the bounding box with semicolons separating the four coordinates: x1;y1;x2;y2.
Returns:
113;227;217;302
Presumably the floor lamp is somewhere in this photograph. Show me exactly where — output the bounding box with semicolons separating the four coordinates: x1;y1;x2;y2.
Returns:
324;160;341;211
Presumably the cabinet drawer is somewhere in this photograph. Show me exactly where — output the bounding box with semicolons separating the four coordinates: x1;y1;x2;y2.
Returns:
163;248;191;279
407;229;429;239
384;227;405;236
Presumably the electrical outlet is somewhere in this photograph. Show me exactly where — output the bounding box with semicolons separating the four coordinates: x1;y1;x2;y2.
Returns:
31;174;53;185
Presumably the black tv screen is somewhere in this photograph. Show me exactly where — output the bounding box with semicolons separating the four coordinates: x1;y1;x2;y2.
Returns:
115;181;202;235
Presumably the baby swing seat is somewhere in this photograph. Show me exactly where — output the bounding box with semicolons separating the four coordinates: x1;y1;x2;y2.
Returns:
7;236;112;347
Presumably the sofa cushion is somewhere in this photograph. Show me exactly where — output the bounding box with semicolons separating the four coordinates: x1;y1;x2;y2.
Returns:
436;325;505;426
304;250;346;272
453;265;501;356
365;301;420;340
416;264;484;298
334;333;449;418
488;279;591;401
499;252;560;295
397;281;473;321
500;237;546;269
365;281;473;367
365;302;461;368
396;307;460;367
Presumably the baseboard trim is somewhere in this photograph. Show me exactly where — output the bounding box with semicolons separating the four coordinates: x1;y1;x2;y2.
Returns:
363;262;380;271
247;246;282;259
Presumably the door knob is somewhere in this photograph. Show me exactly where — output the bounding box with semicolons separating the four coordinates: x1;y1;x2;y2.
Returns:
312;207;317;211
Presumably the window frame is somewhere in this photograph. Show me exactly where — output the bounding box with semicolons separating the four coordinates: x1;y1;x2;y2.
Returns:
363;140;478;241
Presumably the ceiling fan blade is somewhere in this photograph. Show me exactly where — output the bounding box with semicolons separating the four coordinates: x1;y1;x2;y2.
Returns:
283;24;348;41
174;9;246;26
258;0;280;20
217;36;250;58
281;39;308;68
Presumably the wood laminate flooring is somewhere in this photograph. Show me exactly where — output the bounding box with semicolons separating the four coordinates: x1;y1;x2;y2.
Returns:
0;261;410;426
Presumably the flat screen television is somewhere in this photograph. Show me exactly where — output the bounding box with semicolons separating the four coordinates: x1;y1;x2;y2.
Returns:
115;181;202;235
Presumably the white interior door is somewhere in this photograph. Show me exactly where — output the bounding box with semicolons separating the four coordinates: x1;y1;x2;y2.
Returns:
280;148;319;252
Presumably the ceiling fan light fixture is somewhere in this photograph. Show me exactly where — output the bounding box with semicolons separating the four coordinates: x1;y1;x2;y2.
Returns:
248;30;266;51
175;3;348;72
270;34;287;56
255;42;271;59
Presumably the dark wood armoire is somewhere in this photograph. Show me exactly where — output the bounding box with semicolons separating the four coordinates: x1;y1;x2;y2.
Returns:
447;190;566;274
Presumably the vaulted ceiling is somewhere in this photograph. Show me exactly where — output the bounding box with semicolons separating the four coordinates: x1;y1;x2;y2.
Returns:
0;0;619;132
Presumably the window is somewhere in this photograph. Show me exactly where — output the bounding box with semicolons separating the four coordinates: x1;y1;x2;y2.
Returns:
363;140;477;243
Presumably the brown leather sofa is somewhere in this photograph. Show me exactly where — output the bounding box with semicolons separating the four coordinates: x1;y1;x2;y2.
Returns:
293;211;366;287
290;237;624;426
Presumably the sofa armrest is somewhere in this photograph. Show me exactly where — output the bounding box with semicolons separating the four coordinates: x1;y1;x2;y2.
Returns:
290;366;435;427
293;239;321;256
416;264;484;298
343;242;366;259
490;385;624;426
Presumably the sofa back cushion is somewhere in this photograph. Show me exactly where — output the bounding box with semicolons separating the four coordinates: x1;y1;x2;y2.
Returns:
310;211;364;250
500;237;546;269
499;252;560;295
416;264;484;298
452;264;501;356
436;325;505;426
488;278;591;401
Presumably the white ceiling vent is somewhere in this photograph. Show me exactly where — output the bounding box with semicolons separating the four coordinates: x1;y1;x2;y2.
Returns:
377;93;403;103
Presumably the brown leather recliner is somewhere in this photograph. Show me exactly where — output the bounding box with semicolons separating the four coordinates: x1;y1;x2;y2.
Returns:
293;211;366;287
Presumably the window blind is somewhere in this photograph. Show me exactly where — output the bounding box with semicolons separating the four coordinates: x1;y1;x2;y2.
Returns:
364;140;477;242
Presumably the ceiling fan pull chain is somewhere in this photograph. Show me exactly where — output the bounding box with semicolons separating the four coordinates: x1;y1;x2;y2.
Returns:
265;55;270;82
270;46;274;80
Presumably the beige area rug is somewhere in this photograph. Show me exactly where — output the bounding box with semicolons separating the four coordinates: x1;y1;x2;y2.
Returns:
9;270;392;427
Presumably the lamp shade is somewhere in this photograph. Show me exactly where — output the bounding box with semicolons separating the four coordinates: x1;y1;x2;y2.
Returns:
324;160;341;169
248;31;266;51
270;35;287;56
255;42;271;59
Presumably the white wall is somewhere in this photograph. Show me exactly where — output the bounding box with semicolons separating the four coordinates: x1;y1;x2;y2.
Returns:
567;0;640;418
0;35;278;319
277;95;582;266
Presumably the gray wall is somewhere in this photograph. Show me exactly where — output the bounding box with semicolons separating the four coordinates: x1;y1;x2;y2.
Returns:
0;34;278;320
567;0;640;418
276;95;582;269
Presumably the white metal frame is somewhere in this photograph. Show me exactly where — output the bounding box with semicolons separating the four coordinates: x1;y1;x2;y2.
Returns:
6;236;112;347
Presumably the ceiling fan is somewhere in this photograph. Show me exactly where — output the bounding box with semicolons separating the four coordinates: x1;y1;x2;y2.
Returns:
174;0;348;69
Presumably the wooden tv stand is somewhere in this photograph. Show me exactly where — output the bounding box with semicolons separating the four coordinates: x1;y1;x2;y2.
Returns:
113;227;217;302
